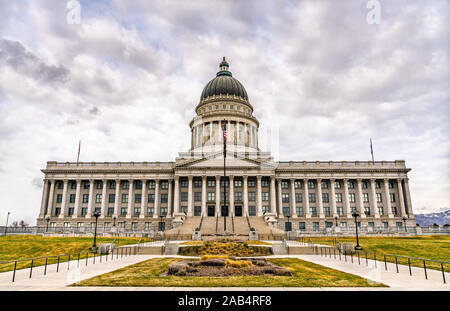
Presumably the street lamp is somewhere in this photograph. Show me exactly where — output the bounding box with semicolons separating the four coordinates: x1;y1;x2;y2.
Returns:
402;215;408;233
285;212;291;234
91;210;101;250
113;215;117;227
45;215;50;232
4;212;10;236
334;215;339;227
159;213;165;232
352;211;362;250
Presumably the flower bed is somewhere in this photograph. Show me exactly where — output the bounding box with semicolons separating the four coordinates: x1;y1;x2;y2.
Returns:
178;239;272;257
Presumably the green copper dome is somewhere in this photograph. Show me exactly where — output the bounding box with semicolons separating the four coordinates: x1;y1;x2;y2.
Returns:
200;57;248;101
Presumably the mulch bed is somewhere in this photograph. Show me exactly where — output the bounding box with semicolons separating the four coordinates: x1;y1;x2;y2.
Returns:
162;258;292;277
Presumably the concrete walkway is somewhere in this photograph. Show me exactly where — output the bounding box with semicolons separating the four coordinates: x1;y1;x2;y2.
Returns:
0;252;448;291
288;254;449;290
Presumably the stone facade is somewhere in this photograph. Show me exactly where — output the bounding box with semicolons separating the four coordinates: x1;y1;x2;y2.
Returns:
36;59;416;233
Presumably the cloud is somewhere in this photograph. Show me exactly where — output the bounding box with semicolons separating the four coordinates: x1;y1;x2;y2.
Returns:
0;0;448;224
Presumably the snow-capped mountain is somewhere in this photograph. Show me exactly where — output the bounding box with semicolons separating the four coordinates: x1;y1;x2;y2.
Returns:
415;209;450;226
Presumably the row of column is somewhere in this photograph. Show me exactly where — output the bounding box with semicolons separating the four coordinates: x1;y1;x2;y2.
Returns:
39;179;173;220
39;177;413;220
192;120;258;149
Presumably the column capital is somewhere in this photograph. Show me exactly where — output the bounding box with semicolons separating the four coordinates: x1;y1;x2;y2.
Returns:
229;175;234;180
174;176;179;181
243;175;248;181
63;179;69;184
329;178;335;182
383;178;390;182
316;178;322;182
396;177;403;182
201;175;207;180
256;175;262;180
215;175;221;180
343;178;348;182
188;175;193;180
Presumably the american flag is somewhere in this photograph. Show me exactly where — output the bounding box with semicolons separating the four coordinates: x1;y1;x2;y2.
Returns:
223;122;227;158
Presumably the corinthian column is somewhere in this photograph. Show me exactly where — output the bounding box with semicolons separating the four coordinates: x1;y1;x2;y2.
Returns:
290;178;297;218
397;178;406;216
86;179;95;218
384;179;394;218
257;176;263;216
215;175;221;216
59;180;69;218
330;179;337;217
153;179;160;218
229;176;235;216
370;179;380;218
243;176;249;216
46;179;55;217
126;179;133;219
404;178;413;216
201;176;207;216
174;176;179;214
39;179;49;218
317;179;324;218
187;176;193;216
100;179;107;219
140;179;146;219
356;179;366;218
343;178;351;219
113;179;120;217
167;178;173;218
303;179;310;218
270;176;276;215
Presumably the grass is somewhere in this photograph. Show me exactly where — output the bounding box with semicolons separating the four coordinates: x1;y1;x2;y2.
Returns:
0;235;149;273
73;257;386;287
311;235;450;272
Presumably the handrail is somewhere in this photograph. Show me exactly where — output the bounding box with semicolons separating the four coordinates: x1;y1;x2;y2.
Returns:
246;213;252;230
198;214;204;231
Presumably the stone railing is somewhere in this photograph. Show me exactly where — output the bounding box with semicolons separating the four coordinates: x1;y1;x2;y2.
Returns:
46;161;174;169
277;160;406;169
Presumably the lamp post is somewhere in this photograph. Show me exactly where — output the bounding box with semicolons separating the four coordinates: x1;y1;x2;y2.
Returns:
4;212;10;236
402;215;408;233
334;215;339;227
113;215;117;227
159;213;165;232
285;212;291;234
45;215;50;232
91;210;101;250
352;211;362;250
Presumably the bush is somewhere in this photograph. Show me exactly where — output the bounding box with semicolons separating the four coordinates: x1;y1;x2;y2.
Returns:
225;259;253;268
200;255;229;261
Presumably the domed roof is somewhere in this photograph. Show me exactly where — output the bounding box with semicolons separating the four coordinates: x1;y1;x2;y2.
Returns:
200;57;248;101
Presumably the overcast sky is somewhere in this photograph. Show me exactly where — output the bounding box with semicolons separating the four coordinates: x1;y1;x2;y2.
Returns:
0;0;448;225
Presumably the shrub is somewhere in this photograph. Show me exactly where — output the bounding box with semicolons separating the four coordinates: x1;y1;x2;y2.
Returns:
200;255;229;261
225;259;253;268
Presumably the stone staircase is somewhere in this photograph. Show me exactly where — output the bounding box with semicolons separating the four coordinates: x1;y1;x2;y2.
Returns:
272;242;288;255
164;242;179;255
135;245;163;255
165;216;202;236
247;216;285;235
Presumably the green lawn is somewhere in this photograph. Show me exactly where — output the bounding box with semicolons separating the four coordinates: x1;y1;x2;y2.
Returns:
73;257;386;287
0;235;149;273
311;235;450;272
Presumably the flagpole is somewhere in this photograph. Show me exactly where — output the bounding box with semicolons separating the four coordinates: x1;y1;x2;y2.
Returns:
223;120;227;232
370;138;374;162
77;139;81;165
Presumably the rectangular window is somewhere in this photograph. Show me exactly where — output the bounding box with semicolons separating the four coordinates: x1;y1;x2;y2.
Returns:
81;208;87;216
262;206;270;213
83;181;90;189
363;193;369;203
123;181;129;189
145;222;152;231
148;194;155;203
383;221;389;228
131;222;138;231
108;194;115;203
95;194;102;203
82;194;89;203
160;194;168;203
340;222;347;228
94;207;101;213
349;193;356;203
261;180;269;187
57;182;64;189
248;192;256;201
96;181;103;189
180;179;188;187
308;181;315;189
148;181;155;189
160;181;168;189
249;206;256;216
194;192;201;202
120;208;127;216
109;181;116;189
295;194;302;203
296;207;304;217
362;181;368;189
207;192;215;201
390;193;395;202
376;193;382;203
396;222;403;228
135;180;142;189
294;181;302;189
321;181;328;189
375;181;381;189
299;222;306;230
207;179;215;187
389;181;394;189
234;192;242;201
309;193;316;203
392;206;397;215
55;208;60;216
134;208;141;216
180;192;188;202
68;208;74;216
122;194;128;203
247;179;255;187
69;194;76;203
335;193;342;203
368;222;375;228
348;181;355;189
324;207;331;217
220;179;229;187
364;206;370;216
281;180;289;189
234;180;242;187
378;207;384;216
282;193;289;203
334;181;341;189
261;192;269;201
194;179;202;187
337;207;344;216
322;193;329;203
312;222;319;231
310;207;317;217
147;207;154;215
221;192;229;201
70;182;77;189
135;194;141;203
107;208;114;216
56;194;62;203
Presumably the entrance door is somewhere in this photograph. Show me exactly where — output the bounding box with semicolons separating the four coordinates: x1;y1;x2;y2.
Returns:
221;205;229;217
235;206;242;216
207;206;215;217
158;222;165;231
285;221;292;232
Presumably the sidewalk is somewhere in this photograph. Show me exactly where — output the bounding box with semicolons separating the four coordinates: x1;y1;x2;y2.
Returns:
288;254;449;290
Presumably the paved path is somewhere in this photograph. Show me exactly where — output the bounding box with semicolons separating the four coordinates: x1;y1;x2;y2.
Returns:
288;254;449;290
0;252;448;291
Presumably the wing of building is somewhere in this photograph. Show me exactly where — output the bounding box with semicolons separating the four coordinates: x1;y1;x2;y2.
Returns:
37;58;416;236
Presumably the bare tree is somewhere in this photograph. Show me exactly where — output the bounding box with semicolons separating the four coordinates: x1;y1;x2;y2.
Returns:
11;221;18;227
19;220;29;228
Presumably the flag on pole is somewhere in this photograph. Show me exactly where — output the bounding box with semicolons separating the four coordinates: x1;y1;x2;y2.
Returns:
223;122;227;158
77;139;81;163
370;138;374;162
